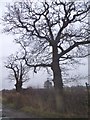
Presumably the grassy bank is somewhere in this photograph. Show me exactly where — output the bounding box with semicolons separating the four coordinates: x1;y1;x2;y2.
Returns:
2;86;89;118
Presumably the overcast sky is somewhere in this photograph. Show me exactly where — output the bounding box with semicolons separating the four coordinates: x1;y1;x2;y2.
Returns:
0;0;88;90
0;0;49;90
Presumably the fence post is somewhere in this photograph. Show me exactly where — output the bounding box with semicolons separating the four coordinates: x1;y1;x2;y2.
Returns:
85;82;90;118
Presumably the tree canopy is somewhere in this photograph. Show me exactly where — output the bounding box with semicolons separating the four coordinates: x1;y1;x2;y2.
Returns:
2;0;90;90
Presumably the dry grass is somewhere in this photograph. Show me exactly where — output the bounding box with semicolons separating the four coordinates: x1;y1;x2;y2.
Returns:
2;86;89;118
0;91;2;105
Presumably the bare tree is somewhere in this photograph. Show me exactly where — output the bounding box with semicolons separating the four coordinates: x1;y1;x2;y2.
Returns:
5;54;30;92
2;0;90;111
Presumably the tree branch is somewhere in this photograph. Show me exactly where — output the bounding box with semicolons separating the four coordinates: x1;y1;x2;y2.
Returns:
25;61;51;68
55;1;90;44
59;40;90;58
6;64;18;82
25;58;51;70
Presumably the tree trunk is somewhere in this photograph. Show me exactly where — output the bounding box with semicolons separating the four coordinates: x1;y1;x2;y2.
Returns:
15;80;22;92
52;46;63;90
51;46;64;112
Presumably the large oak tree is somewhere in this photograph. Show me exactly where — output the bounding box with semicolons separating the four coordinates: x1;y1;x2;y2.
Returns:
2;0;90;111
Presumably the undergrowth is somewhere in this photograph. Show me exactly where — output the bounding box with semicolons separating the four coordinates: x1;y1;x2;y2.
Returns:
2;86;89;118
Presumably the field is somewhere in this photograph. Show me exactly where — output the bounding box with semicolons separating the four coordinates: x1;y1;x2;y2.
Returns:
2;86;89;118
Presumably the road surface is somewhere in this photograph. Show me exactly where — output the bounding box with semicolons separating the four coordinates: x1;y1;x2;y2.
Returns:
2;105;36;119
0;103;2;120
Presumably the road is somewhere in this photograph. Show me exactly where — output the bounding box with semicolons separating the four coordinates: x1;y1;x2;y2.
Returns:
1;105;36;119
0;95;37;119
0;103;2;120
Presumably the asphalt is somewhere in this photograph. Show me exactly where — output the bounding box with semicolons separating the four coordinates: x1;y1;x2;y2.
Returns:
1;105;36;119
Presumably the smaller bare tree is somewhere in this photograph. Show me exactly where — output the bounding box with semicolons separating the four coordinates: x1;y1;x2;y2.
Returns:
5;54;30;92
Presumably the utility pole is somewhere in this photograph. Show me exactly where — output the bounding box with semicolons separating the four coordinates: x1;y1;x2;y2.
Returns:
88;0;90;118
88;0;90;86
